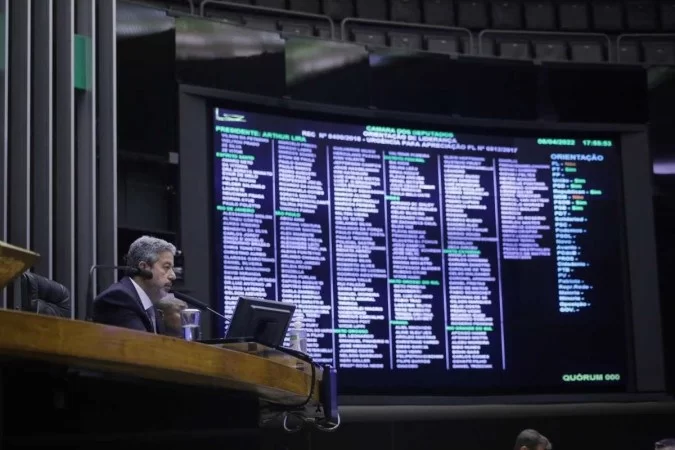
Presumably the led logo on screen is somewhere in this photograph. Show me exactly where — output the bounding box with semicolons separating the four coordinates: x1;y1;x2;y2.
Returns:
215;110;246;122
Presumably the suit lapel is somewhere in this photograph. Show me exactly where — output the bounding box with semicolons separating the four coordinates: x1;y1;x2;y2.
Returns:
120;277;154;333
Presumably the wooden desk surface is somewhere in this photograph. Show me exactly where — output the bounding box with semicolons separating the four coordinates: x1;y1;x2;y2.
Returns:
0;309;320;405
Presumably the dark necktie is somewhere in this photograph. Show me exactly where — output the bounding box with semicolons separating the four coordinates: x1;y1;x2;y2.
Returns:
146;306;157;334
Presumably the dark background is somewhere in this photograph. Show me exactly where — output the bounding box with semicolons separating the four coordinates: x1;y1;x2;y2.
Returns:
116;0;665;388
114;0;675;448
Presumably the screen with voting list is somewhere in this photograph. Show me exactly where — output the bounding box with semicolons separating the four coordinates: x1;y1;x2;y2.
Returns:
211;106;629;395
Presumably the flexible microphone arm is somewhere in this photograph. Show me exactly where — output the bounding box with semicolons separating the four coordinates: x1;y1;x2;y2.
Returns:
170;290;230;324
86;265;153;321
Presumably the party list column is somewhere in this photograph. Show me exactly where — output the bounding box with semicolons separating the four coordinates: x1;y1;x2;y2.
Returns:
385;152;445;370
497;159;552;260
276;139;334;365
332;146;390;369
216;127;277;321
551;156;599;314
443;155;504;370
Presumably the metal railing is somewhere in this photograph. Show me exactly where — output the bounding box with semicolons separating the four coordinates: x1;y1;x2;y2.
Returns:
199;0;336;39
137;0;675;65
479;28;612;61
340;17;473;51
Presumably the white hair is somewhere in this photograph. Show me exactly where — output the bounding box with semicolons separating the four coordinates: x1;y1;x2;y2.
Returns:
126;235;176;268
157;294;187;311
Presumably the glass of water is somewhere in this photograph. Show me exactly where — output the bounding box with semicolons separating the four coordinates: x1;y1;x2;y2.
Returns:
180;308;201;341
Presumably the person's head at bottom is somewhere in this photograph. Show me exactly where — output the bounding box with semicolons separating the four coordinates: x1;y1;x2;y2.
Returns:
127;236;177;303
514;429;552;450
656;438;675;450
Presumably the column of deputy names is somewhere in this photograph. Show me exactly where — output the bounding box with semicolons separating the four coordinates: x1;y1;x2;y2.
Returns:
217;131;277;323
385;151;445;370
332;146;390;369
443;155;504;370
276;140;334;364
497;159;552;260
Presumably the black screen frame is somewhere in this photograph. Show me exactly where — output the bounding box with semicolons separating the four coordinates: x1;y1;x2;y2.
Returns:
179;84;665;405
226;297;296;347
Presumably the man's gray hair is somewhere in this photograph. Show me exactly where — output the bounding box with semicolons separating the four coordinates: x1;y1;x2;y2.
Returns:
157;294;187;311
514;429;552;450
127;235;176;268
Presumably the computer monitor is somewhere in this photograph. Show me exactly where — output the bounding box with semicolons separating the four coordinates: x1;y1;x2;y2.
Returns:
225;297;296;347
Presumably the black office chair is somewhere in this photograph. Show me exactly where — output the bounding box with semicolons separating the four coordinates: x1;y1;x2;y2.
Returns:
20;272;71;318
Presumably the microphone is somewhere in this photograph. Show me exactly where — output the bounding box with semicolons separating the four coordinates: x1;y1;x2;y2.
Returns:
86;264;153;321
170;290;230;324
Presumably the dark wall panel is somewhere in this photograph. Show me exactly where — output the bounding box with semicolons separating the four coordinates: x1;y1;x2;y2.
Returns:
0;0;8;309
369;50;456;115
7;0;31;311
178;90;212;336
54;0;75;316
117;3;176;156
115;1;179;270
118;161;170;231
1;0;117;316
96;0;119;293
622;131;665;392
31;0;53;279
545;64;649;124
74;0;96;320
8;0;31;252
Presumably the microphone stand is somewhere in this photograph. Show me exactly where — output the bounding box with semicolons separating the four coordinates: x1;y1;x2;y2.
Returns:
170;290;230;325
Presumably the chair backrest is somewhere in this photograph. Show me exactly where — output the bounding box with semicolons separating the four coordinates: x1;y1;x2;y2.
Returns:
20;272;71;318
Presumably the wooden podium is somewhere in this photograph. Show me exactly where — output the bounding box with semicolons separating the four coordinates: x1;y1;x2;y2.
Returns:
0;241;326;447
0;241;40;291
0;308;323;448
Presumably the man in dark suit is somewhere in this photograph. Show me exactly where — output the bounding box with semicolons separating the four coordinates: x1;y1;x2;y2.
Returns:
93;235;177;334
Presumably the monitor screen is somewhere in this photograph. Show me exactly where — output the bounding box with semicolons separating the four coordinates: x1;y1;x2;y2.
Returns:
211;106;628;395
226;297;296;347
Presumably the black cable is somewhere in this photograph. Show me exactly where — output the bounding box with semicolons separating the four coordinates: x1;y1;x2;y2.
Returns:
273;345;312;364
259;345;342;433
275;345;318;409
262;359;316;410
314;413;341;432
278;409;341;433
282;412;306;433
